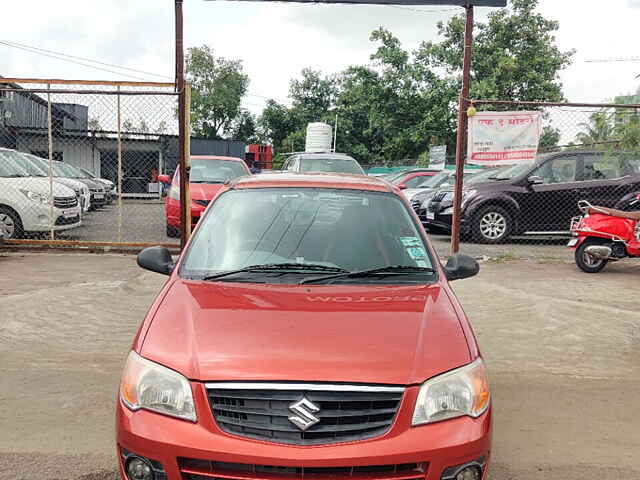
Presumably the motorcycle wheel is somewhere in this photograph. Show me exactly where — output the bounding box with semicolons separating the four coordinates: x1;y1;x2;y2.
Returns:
575;240;608;273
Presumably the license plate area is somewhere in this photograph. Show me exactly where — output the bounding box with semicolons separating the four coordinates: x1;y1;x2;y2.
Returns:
426;211;435;220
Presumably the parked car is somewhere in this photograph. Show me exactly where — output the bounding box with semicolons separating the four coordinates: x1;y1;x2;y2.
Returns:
449;150;640;243
57;163;109;210
416;165;519;232
282;152;365;175
120;173;491;480
27;155;104;210
79;167;116;204
402;169;479;201
159;155;251;237
384;168;441;184
0;149;81;239
5;149;91;213
390;169;441;190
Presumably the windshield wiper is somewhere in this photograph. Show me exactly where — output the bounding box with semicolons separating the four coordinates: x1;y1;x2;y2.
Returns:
191;180;224;184
487;176;510;181
299;265;436;285
201;263;349;281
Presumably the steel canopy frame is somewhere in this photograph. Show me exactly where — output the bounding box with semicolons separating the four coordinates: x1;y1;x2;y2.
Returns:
192;0;508;254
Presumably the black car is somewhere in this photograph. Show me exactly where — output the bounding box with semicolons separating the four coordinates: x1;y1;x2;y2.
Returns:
421;150;640;243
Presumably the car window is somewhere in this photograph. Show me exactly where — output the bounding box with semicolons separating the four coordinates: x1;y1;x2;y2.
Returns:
626;156;640;174
181;188;433;281
581;154;624;181
299;157;364;175
403;176;424;188
533;157;577;184
190;159;248;183
0;150;29;177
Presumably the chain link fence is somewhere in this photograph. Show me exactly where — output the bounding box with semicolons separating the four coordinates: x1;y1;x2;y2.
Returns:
412;101;640;260
0;78;183;249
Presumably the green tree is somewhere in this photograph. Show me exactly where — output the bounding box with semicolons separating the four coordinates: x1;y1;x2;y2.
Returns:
258;99;297;152
575;111;615;147
420;0;574;102
229;109;258;143
539;126;561;152
186;45;249;139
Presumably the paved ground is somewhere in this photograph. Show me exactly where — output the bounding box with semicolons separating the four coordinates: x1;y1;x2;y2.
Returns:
1;253;638;480
53;201;569;260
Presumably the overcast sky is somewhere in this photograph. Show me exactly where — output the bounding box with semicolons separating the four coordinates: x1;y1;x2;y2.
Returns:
1;0;640;115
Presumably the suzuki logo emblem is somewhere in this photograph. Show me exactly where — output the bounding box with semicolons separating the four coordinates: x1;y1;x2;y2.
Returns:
288;397;320;431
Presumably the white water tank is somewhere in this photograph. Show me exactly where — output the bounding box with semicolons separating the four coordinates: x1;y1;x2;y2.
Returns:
305;122;333;153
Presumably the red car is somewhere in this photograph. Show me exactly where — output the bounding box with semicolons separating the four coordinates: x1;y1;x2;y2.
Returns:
119;173;491;480
160;155;251;237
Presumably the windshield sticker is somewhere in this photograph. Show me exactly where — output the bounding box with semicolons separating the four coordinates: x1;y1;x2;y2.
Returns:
407;247;426;260
416;260;428;268
400;237;421;247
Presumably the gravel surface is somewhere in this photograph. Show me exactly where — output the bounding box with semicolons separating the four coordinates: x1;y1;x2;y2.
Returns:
1;253;638;480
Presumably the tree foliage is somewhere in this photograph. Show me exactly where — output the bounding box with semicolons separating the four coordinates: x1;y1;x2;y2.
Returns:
186;45;249;139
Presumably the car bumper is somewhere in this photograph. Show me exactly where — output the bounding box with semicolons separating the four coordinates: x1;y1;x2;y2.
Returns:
22;205;82;232
116;385;492;480
166;201;207;229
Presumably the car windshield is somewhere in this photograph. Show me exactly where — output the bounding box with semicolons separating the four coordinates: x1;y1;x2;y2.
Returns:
414;171;454;188
299;157;363;175
181;188;435;283
6;152;48;177
0;150;29;177
189;159;248;183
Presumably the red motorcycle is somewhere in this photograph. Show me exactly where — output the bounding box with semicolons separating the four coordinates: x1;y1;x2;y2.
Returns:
569;196;640;273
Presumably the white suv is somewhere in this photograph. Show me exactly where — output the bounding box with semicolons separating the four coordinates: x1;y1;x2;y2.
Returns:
0;150;81;239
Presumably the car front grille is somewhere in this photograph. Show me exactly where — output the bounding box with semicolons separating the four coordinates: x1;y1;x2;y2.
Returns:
53;196;78;208
206;383;404;446
179;458;427;480
411;199;422;212
431;192;447;203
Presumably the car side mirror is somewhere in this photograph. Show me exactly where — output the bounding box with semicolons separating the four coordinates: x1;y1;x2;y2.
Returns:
528;175;544;185
444;254;479;281
137;246;174;275
158;174;171;185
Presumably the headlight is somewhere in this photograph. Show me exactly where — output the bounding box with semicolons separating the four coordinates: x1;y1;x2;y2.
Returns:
20;189;49;205
421;197;432;209
120;351;196;422
412;357;490;426
443;207;454;215
168;186;180;200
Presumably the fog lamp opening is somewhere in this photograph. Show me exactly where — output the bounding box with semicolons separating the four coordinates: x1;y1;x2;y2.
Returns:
125;456;155;480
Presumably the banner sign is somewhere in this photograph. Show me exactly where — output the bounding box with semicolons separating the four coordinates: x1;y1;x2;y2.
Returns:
230;1;507;5
429;145;447;170
467;111;542;165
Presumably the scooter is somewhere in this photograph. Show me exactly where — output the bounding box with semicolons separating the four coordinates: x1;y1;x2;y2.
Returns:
568;195;640;273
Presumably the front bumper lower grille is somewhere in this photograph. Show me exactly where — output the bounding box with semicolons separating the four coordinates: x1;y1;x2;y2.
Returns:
53;196;78;208
179;458;427;480
206;384;404;446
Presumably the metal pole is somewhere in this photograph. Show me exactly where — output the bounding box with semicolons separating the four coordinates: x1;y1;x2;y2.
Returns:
184;82;192;238
450;4;474;255
47;84;54;240
176;0;189;248
333;114;338;152
117;86;123;243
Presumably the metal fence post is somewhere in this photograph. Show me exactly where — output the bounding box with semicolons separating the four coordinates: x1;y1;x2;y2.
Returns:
450;4;474;255
117;85;123;243
47;83;54;240
183;82;192;241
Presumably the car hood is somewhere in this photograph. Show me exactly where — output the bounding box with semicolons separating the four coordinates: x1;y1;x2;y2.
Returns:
51;177;88;192
0;176;75;197
140;280;471;385
188;182;225;201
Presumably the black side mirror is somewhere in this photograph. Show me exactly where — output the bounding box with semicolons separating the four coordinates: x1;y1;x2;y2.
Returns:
137;246;174;275
528;175;544;186
444;254;479;281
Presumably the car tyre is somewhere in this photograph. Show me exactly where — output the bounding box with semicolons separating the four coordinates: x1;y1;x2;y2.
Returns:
472;205;512;244
575;239;608;273
0;206;24;240
166;223;180;238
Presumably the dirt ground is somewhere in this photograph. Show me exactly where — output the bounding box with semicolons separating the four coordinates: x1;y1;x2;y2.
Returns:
1;252;639;480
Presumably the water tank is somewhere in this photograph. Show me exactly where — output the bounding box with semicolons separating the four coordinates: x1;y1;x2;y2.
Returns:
305;122;333;153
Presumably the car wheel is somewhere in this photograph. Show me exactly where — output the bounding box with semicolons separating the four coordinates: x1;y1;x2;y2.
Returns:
472;205;512;244
575;239;608;273
166;223;180;238
0;207;24;240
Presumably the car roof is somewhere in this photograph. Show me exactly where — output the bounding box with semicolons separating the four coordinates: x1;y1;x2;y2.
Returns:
230;172;394;193
297;153;356;160
191;155;245;162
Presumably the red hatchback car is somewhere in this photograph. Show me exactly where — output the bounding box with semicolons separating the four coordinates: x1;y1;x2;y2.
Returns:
160;155;251;237
118;173;491;480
